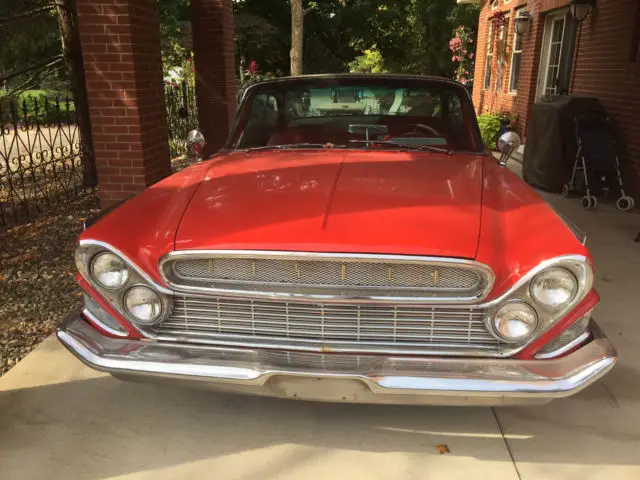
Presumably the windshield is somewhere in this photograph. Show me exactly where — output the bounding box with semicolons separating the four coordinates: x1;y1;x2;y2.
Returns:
227;76;483;153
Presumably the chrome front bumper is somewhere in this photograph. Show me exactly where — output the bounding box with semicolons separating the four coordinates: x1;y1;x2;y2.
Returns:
57;311;617;406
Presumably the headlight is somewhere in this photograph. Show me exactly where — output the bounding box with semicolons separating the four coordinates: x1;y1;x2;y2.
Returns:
530;267;578;309
124;285;163;325
492;301;539;343
90;252;130;289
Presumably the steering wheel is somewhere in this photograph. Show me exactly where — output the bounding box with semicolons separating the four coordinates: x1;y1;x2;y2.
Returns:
401;123;442;137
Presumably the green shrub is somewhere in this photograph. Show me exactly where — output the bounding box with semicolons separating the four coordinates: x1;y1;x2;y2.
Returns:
0;90;75;124
477;113;503;150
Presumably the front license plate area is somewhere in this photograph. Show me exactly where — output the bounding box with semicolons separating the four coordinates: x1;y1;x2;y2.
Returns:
268;376;372;402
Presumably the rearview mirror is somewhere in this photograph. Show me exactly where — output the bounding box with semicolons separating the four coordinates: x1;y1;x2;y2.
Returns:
497;131;522;166
187;130;206;158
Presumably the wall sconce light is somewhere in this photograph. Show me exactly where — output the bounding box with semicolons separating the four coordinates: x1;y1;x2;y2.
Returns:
515;10;532;35
571;0;594;23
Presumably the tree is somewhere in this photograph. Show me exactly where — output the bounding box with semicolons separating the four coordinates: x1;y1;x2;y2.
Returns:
290;0;303;75
0;0;97;186
56;0;97;186
0;1;62;93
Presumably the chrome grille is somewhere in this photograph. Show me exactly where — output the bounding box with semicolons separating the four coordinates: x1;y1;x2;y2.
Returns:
149;295;502;356
162;252;493;301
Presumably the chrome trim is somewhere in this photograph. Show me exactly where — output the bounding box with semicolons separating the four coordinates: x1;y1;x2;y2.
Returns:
481;255;594;350
78;239;173;295
528;267;579;312
487;300;540;344
82;308;129;338
158;250;496;304
122;284;168;326
554;210;587;245
535;331;591;360
76;240;173;338
57;311;617;405
89;252;131;291
148;294;512;357
479;255;593;309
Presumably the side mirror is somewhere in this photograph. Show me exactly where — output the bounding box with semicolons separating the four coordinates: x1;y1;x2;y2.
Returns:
187;130;206;158
497;131;522;166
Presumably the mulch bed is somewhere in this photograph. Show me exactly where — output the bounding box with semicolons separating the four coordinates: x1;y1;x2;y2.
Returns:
0;193;100;376
0;156;197;377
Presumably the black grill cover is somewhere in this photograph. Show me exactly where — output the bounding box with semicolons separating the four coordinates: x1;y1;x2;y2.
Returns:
523;96;606;192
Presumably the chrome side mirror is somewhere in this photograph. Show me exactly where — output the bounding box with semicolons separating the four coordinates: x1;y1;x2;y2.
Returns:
187;130;206;158
497;131;522;166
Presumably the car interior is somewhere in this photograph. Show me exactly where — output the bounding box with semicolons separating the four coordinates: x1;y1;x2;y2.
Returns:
232;85;477;151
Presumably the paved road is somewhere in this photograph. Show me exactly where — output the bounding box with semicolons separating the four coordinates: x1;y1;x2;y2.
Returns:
1;172;639;479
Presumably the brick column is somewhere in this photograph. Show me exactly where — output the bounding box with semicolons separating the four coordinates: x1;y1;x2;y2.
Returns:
76;0;171;207
191;0;237;153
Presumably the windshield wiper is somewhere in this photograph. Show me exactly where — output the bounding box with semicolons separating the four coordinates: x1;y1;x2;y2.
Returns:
348;140;452;155
240;143;345;152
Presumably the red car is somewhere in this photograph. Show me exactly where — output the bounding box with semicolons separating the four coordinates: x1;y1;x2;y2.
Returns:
58;74;616;405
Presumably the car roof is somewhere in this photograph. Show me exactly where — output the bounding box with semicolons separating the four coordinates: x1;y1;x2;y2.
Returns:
249;73;466;89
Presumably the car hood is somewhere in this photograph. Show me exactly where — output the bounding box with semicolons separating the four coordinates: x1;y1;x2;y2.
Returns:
175;150;484;259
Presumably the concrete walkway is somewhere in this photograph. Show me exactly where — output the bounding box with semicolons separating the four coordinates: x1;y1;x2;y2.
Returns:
1;181;639;479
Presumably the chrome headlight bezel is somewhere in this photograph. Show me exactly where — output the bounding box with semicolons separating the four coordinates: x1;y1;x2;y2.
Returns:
484;256;594;350
490;300;540;344
90;252;130;290
123;285;164;326
76;241;172;330
530;267;579;310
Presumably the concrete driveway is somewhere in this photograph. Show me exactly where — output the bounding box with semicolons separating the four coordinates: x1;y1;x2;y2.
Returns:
1;188;639;479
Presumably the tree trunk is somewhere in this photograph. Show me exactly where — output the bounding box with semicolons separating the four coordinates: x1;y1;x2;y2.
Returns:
56;0;97;187
290;0;303;76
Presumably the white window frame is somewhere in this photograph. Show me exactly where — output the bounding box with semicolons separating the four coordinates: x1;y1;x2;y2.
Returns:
509;10;524;93
495;13;510;92
536;9;568;100
484;22;495;90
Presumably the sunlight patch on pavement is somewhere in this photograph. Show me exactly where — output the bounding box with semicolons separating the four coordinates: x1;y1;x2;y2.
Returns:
377;426;533;440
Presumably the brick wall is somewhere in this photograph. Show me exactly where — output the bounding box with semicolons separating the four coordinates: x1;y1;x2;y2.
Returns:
77;0;171;207
570;0;640;193
472;0;549;134
472;0;640;194
191;0;237;153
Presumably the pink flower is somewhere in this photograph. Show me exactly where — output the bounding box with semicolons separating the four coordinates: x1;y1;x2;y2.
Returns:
469;53;475;59
248;60;258;75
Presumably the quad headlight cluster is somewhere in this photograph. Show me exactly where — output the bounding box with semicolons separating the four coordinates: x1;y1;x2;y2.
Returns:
76;243;170;328
487;259;592;346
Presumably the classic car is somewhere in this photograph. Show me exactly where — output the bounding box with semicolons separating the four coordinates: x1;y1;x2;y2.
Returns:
57;74;616;405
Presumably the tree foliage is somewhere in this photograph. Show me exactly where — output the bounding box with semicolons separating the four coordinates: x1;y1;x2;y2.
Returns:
232;0;480;79
0;1;63;92
1;0;481;92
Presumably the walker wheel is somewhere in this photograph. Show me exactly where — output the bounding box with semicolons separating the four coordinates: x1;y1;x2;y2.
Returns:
561;184;570;198
582;196;598;210
616;196;635;212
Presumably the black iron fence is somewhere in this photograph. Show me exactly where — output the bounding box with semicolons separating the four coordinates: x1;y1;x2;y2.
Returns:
0;95;91;228
165;82;199;158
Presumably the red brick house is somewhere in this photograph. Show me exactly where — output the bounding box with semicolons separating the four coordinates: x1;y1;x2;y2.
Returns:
468;0;640;193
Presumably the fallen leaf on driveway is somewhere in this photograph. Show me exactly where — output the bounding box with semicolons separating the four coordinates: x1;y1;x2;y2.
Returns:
436;444;450;454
